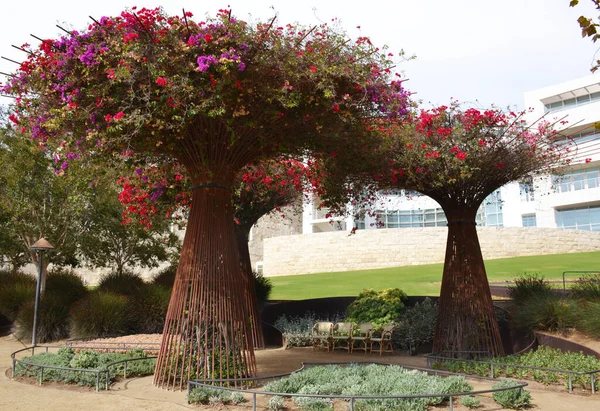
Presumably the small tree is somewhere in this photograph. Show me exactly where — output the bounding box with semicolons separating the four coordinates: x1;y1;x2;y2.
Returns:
78;173;180;275
381;103;566;356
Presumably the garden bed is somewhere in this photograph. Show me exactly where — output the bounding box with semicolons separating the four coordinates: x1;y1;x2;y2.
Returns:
430;346;600;392
189;363;531;411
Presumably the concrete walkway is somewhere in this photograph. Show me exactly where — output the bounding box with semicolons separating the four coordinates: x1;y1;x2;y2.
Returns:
1;335;600;410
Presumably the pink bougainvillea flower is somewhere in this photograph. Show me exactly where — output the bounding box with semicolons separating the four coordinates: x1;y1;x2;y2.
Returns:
156;77;168;86
309;65;317;73
586;158;592;163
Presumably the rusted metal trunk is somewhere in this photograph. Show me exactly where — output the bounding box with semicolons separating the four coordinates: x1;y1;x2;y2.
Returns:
432;206;504;357
235;229;265;349
154;185;256;390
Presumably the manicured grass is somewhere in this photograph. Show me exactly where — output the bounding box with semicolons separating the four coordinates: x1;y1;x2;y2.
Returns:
268;251;600;300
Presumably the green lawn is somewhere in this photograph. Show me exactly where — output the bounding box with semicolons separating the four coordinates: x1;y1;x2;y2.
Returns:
268;251;600;300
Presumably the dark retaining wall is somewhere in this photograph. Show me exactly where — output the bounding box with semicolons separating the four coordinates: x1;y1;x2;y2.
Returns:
260;296;535;353
535;332;600;359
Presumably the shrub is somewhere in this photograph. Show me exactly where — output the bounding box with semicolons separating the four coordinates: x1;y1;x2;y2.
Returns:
293;396;333;411
97;271;146;296
45;269;87;305
511;293;577;331
492;381;531;409
188;386;241;405
570;273;600;301
395;298;437;353
0;272;35;321
274;312;345;348
345;288;407;329
13;293;72;342
508;272;554;304
70;350;99;369
253;271;273;308
577;301;600;337
268;395;285;410
128;284;171;334
70;292;130;339
461;395;481;408
151;265;177;288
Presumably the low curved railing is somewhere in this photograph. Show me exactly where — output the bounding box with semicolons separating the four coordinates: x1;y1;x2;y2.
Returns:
11;345;156;391
425;352;599;394
188;361;529;411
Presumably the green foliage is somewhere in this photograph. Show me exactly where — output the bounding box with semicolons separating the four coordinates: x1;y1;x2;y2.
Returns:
13;349;154;387
492;381;531;409
188;386;245;405
0;271;35;321
570;273;600;301
293;396;333;411
264;364;472;411
151;265;177;288
70;350;100;369
13;293;72;342
274;312;344;348
345;288;407;328
268;395;285;410
395;298;437;353
577;301;600;337
461;395;481;408
441;346;600;390
508;272;555;304
46;268;87;305
512;294;577;331
128;284;171;334
97;271;146;296
70;292;130;339
253;271;273;308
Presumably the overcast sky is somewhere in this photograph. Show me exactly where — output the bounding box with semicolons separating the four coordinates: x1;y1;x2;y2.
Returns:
1;0;599;109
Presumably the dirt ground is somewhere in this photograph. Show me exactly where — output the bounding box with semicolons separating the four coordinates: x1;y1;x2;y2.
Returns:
1;334;600;411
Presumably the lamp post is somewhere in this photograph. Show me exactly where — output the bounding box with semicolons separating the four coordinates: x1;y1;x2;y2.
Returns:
29;237;54;347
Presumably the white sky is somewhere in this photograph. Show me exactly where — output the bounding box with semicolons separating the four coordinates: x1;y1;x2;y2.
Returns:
1;0;599;109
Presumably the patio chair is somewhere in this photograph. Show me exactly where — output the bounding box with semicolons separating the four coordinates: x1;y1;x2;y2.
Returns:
351;323;372;353
369;324;395;356
331;322;354;352
311;322;333;351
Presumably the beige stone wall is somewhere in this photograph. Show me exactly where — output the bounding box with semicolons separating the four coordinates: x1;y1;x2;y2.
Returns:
262;227;600;277
248;203;303;271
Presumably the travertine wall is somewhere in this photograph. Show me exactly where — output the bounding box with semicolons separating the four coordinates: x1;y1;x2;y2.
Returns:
248;203;303;270
262;227;600;277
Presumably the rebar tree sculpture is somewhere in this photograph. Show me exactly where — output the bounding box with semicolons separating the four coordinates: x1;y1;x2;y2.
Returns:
119;157;313;350
1;7;409;389
379;103;567;356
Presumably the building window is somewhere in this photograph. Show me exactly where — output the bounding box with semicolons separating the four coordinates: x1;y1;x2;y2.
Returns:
354;215;366;230
255;262;264;275
544;86;600;113
554;167;600;193
556;205;600;231
375;208;447;228
519;179;535;202
522;214;537;227
483;190;504;227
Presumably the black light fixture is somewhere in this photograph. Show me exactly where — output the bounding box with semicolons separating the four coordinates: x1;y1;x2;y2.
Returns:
28;238;54;346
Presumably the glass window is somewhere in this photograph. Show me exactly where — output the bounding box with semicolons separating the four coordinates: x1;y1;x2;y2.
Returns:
563;98;576;108
592;91;600;101
522;214;537;227
556;205;600;231
577;95;591;104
